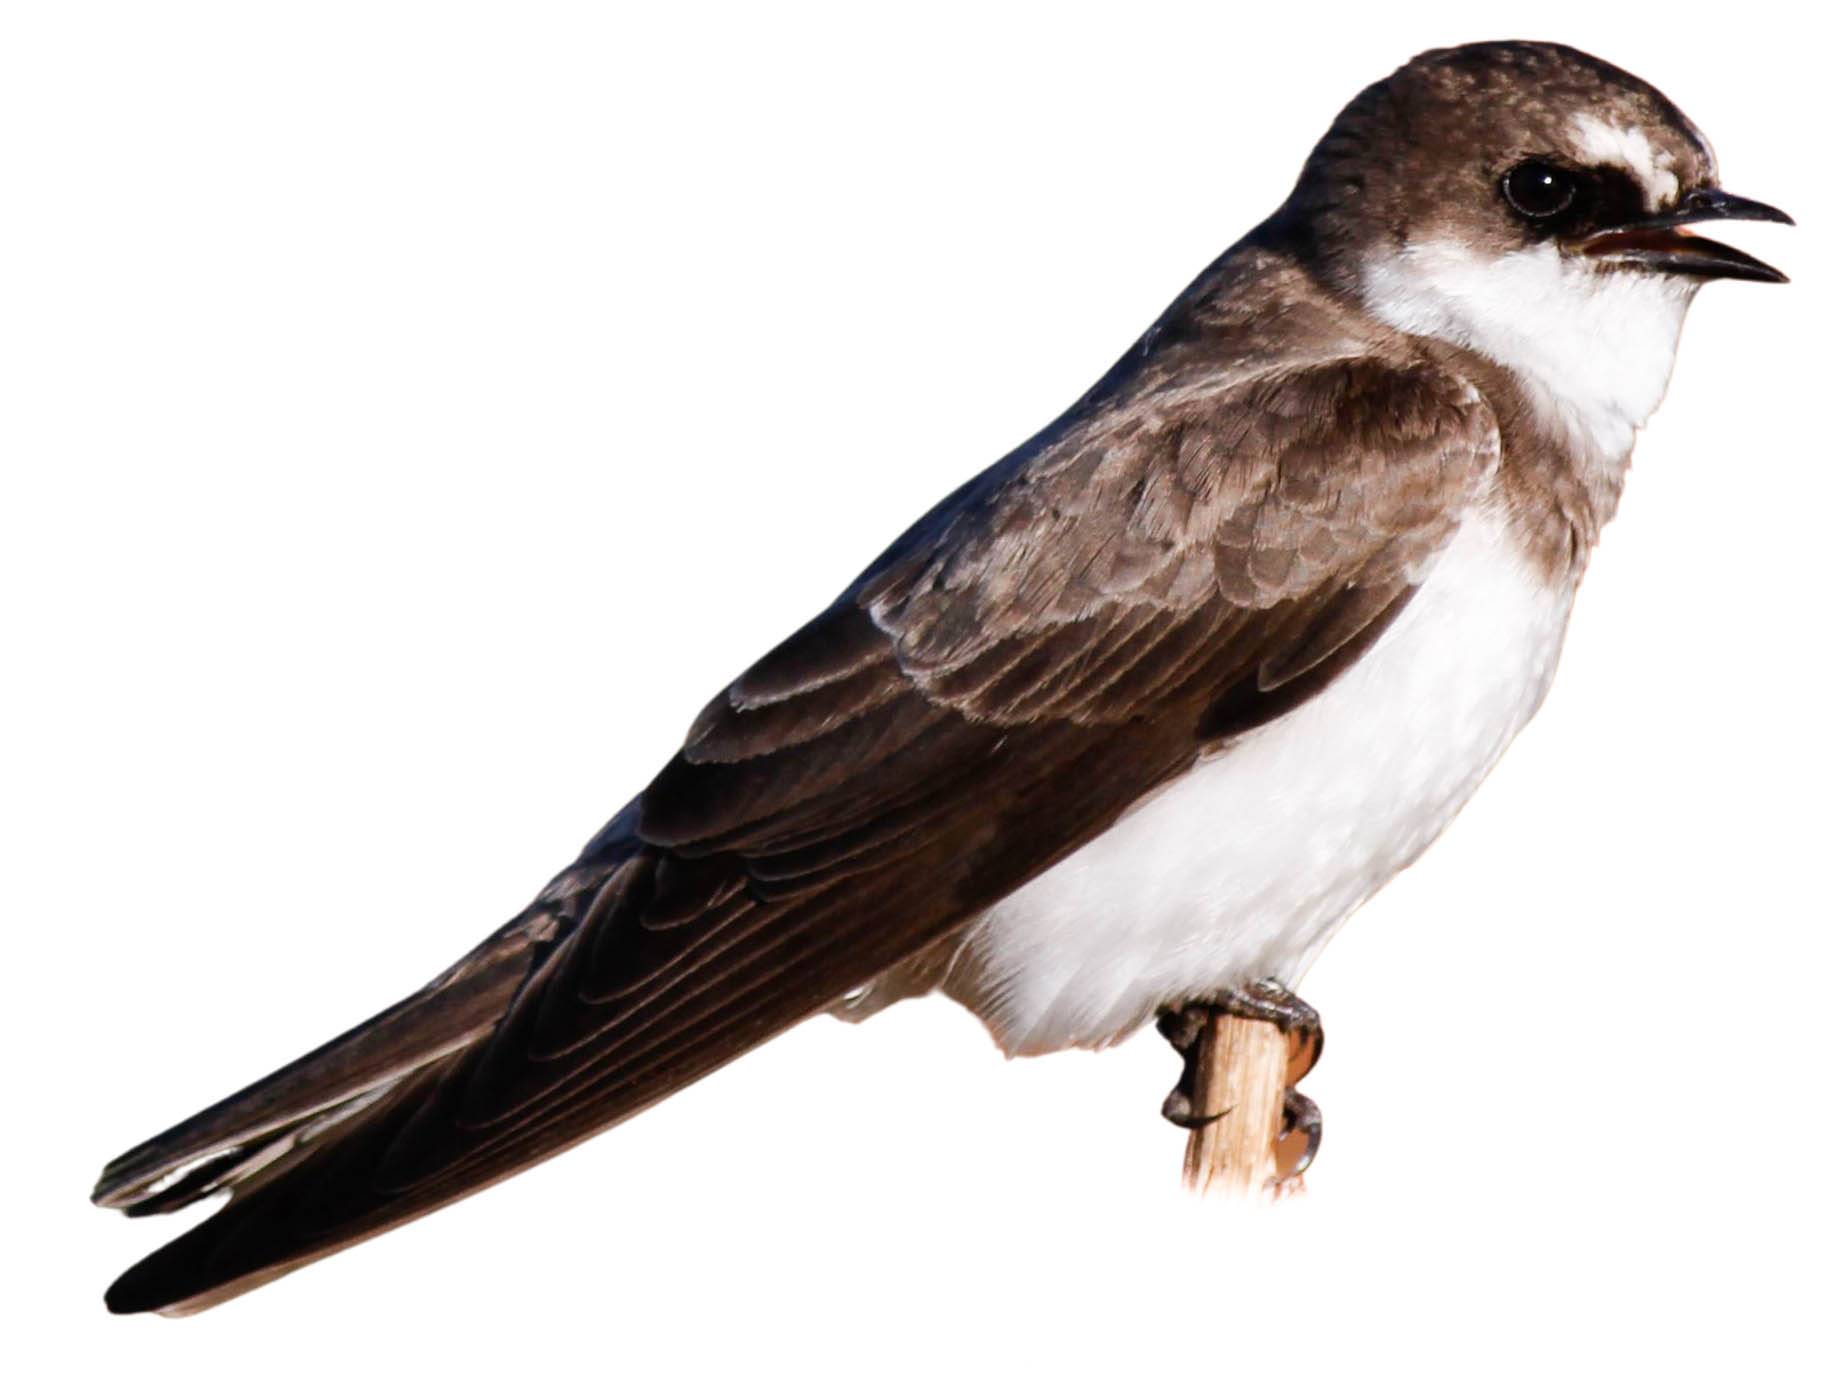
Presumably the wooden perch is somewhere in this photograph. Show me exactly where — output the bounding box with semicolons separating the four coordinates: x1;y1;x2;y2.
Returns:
1179;1008;1290;1196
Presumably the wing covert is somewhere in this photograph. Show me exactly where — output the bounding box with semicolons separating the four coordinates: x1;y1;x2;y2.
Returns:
101;348;1500;1314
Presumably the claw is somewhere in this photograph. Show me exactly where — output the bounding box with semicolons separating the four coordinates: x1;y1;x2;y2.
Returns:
1162;1087;1225;1130
1274;1087;1322;1182
1157;1008;1224;1128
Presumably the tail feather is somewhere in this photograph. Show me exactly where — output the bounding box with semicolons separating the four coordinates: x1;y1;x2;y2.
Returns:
97;816;916;1315
93;903;570;1226
102;1061;455;1316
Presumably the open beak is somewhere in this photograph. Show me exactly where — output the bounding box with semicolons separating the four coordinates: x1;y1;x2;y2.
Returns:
1575;188;1794;283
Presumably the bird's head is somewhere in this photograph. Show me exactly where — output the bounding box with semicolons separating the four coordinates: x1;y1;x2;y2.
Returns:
1279;42;1791;449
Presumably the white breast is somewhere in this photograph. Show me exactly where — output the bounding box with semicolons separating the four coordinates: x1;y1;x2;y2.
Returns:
953;504;1575;1055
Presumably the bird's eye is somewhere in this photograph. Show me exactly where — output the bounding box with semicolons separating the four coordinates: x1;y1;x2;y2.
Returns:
1501;161;1580;222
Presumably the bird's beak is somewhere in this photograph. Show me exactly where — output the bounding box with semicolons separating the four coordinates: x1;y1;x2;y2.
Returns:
1575;188;1793;283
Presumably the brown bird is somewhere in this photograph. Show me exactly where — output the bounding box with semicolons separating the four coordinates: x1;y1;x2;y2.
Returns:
94;40;1790;1314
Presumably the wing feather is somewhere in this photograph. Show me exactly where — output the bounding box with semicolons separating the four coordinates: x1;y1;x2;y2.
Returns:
99;340;1498;1314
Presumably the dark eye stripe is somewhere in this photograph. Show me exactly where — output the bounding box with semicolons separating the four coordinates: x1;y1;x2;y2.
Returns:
1499;159;1651;239
1583;165;1655;228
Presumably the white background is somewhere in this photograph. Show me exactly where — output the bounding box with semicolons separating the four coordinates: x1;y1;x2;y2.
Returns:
4;2;1825;1369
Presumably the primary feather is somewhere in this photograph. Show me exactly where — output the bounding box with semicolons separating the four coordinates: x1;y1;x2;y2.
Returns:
96;249;1496;1313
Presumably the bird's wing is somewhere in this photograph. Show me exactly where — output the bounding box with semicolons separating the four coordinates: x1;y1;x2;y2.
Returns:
99;352;1497;1313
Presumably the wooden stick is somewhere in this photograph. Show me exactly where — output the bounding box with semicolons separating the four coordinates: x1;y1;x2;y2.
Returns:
1180;1009;1288;1196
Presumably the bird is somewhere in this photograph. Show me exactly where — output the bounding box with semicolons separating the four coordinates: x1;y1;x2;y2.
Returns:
94;40;1790;1315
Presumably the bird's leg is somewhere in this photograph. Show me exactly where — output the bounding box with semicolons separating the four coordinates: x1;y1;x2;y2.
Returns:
1157;979;1325;1184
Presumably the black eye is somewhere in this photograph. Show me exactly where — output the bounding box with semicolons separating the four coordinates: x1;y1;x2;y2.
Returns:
1501;161;1579;222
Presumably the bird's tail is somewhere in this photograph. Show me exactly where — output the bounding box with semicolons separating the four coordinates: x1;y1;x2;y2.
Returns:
91;895;577;1313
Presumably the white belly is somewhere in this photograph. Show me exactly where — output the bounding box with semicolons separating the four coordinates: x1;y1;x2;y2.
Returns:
954;506;1575;1055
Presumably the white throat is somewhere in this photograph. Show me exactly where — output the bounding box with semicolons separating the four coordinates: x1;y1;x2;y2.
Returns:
1360;238;1694;461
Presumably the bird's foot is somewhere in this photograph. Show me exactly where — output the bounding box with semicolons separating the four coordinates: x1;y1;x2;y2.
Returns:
1273;1087;1322;1188
1157;980;1325;1184
1217;978;1324;1086
1156;1005;1225;1129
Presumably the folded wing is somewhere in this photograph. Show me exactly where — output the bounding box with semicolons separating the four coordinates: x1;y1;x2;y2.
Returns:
98;348;1496;1313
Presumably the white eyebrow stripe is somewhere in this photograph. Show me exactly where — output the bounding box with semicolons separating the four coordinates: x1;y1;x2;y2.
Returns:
1567;113;1681;209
